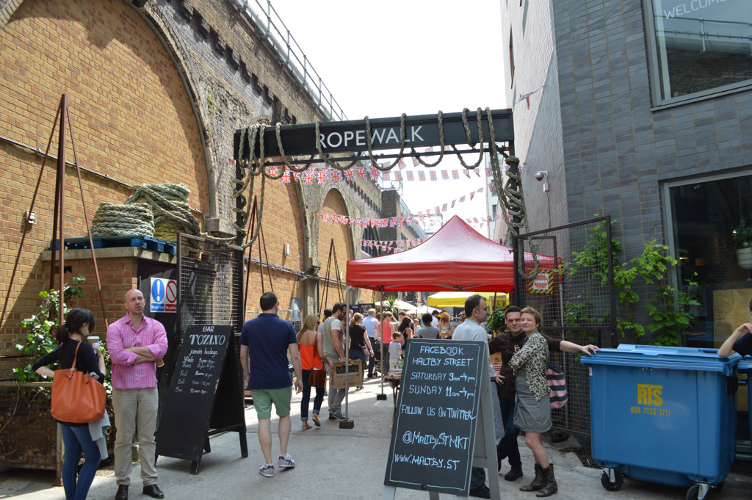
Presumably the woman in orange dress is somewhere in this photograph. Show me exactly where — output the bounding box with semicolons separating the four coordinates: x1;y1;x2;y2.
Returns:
297;314;329;429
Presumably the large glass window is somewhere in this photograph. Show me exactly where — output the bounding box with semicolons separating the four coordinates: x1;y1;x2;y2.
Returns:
646;0;752;104
665;172;752;348
666;171;752;451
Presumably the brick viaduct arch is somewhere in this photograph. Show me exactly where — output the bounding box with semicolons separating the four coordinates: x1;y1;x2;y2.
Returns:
0;0;382;346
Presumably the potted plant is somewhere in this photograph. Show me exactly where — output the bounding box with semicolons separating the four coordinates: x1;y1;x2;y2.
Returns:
733;224;752;270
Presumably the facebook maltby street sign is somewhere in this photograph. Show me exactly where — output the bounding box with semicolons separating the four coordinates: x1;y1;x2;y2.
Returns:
150;278;177;313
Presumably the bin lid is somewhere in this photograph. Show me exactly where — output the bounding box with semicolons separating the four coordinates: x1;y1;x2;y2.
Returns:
739;357;752;371
580;344;740;374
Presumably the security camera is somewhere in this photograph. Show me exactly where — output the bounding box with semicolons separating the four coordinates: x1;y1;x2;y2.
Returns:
534;170;548;181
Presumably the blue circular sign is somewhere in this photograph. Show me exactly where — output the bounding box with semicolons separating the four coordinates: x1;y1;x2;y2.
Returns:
151;279;165;303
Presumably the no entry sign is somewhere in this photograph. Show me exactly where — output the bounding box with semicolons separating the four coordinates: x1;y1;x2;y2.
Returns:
528;272;553;294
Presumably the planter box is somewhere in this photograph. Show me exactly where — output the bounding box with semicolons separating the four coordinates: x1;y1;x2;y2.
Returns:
0;381;115;483
0;382;60;472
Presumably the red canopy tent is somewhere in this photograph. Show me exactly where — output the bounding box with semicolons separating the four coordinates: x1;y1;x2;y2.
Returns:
345;215;559;404
347;215;554;292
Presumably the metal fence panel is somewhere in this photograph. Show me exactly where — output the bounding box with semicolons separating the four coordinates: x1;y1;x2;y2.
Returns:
177;234;243;334
515;216;616;437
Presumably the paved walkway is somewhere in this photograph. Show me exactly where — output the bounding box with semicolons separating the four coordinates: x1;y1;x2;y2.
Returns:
1;376;750;499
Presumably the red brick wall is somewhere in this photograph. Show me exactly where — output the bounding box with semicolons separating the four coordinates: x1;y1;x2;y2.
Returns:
317;189;352;308
41;255;139;327
242;173;306;321
0;0;207;351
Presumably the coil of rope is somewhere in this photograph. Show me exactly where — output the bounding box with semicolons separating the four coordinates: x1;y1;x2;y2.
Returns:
125;184;201;242
231;108;540;277
90;202;155;238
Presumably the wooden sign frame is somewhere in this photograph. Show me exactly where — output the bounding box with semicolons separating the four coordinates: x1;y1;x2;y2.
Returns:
156;325;247;474
382;339;500;499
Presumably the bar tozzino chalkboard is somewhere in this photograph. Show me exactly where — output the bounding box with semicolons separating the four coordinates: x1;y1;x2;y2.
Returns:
384;339;485;495
156;325;238;464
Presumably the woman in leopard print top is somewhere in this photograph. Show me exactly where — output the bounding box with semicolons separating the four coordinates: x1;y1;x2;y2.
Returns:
509;306;557;496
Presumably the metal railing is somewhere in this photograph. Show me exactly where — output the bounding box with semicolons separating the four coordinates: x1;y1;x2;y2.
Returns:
234;0;348;122
655;15;752;55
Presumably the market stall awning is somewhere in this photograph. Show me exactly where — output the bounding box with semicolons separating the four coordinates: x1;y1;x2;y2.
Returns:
347;215;555;292
427;291;508;308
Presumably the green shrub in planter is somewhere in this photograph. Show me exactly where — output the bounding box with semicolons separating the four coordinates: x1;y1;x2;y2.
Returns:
12;277;85;382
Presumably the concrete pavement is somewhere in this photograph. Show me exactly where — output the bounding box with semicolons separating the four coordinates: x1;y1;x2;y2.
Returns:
1;375;750;499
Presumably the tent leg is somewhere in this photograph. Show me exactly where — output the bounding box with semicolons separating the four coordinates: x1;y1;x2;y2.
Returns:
376;286;387;401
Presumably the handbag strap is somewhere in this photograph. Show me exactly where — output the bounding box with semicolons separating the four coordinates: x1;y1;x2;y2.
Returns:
312;331;324;369
73;340;82;360
67;341;85;379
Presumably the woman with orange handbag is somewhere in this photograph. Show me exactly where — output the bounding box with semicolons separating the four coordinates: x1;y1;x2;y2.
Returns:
32;308;106;500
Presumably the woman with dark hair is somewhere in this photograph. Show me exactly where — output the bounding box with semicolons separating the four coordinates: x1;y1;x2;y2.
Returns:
510;306;557;497
349;313;372;391
32;307;106;500
297;314;329;429
397;316;413;344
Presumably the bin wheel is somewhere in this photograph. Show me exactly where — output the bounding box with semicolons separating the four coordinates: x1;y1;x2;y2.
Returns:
686;484;709;500
600;470;623;491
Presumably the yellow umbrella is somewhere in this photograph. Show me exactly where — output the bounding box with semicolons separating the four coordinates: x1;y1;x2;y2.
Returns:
426;291;508;308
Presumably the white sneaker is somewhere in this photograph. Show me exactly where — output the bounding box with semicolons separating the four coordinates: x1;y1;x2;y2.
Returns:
259;464;274;477
278;454;295;470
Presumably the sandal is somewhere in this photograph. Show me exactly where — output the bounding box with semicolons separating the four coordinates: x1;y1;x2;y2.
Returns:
311;412;321;427
302;422;312;430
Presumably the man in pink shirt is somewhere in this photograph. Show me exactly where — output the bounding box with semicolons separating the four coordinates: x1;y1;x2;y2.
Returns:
107;289;168;500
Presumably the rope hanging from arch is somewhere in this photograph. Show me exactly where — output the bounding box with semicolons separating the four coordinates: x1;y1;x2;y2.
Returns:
228;108;539;278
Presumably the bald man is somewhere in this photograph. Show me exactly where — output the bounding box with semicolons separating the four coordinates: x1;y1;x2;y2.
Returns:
106;289;168;500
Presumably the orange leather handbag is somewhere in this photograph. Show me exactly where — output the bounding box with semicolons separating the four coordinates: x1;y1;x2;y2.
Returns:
51;342;106;423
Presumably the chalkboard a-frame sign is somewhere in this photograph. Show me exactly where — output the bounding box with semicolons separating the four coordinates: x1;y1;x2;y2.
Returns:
156;325;247;474
383;339;499;499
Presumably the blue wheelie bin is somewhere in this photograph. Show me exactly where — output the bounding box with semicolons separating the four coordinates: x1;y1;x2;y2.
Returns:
581;344;740;500
738;357;752;458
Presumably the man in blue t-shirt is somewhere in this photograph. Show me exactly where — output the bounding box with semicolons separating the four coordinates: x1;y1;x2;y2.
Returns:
240;292;303;478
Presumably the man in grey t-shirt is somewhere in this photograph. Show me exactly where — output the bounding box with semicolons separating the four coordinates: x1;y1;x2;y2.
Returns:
417;312;440;339
452;294;503;499
322;303;347;421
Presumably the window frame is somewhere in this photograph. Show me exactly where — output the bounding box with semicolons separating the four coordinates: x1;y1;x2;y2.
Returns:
643;0;752;108
661;169;752;289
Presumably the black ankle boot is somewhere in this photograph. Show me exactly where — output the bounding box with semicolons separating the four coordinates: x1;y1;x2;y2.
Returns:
536;464;558;497
520;463;545;491
505;466;524;481
115;484;128;500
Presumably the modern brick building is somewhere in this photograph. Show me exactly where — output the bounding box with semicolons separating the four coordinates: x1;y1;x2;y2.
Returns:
498;0;752;345
0;0;422;370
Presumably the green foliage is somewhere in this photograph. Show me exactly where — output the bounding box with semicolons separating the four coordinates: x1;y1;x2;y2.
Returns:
486;306;505;335
562;298;601;345
647;274;701;346
733;224;752;248
563;221;700;346
383;294;399;317
12;277;85;382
